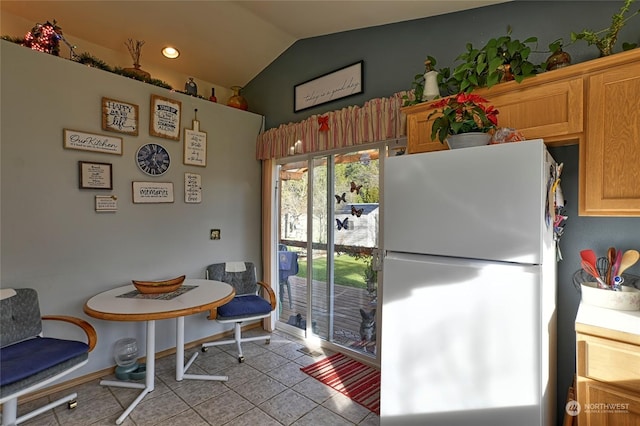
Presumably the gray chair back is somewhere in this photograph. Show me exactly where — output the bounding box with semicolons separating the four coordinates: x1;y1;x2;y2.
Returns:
206;262;258;296
0;288;42;348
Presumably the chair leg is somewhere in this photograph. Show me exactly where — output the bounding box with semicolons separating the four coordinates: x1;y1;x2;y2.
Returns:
3;398;18;426
234;322;244;363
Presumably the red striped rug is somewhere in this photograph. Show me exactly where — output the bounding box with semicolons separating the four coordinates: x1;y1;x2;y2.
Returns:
301;353;380;415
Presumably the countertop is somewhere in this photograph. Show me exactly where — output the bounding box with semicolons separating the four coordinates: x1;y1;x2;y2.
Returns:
575;302;640;336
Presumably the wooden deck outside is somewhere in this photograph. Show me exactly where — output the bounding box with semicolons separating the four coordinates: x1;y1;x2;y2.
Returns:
277;275;377;355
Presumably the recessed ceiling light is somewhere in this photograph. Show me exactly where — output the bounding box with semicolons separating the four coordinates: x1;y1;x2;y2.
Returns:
162;47;179;59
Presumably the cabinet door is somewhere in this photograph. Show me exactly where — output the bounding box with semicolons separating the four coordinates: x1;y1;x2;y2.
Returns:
486;77;583;142
405;104;448;154
580;61;640;216
578;380;640;426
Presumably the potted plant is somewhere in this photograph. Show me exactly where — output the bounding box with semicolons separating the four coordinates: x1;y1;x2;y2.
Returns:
570;0;639;56
427;93;499;148
445;26;541;93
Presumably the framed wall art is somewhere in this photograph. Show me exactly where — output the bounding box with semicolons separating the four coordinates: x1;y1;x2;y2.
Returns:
184;172;202;203
102;97;139;135
132;181;174;203
79;161;113;190
183;120;207;167
95;195;118;212
294;61;363;112
64;129;123;155
149;94;181;141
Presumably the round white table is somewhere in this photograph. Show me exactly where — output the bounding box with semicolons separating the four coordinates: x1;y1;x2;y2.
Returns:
84;279;234;425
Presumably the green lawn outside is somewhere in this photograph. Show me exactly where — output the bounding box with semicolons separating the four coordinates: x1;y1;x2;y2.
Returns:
296;254;367;289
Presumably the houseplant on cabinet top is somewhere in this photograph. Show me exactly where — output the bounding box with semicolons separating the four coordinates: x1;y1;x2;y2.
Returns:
428;93;499;148
447;27;541;93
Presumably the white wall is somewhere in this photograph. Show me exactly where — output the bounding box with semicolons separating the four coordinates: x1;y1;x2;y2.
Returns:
0;10;233;103
0;40;264;379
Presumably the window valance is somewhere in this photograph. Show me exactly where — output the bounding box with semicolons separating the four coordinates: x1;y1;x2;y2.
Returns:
256;91;411;160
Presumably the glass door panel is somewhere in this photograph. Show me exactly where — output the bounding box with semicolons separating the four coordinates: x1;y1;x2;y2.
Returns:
330;148;379;356
277;160;308;332
277;148;380;358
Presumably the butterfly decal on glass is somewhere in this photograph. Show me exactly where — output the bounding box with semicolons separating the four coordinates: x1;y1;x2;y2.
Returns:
350;181;363;195
351;205;364;217
335;192;346;204
336;217;349;230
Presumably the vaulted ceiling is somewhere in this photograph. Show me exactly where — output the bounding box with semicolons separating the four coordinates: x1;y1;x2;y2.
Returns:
1;1;509;88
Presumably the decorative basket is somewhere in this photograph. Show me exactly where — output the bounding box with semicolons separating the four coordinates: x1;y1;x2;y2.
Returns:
573;270;640;311
132;275;185;294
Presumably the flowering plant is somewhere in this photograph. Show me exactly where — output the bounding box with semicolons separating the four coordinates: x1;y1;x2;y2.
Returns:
428;93;499;144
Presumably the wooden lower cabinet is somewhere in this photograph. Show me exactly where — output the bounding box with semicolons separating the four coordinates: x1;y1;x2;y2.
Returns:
578;381;640;426
576;326;640;426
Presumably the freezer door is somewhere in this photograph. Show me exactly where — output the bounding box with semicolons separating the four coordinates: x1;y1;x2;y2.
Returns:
384;140;555;264
380;253;547;425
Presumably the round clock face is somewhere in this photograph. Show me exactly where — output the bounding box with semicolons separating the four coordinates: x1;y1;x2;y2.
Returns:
136;143;170;176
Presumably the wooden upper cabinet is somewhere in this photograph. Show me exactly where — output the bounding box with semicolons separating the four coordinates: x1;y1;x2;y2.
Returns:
403;100;448;154
580;59;640;216
483;77;583;143
403;72;584;155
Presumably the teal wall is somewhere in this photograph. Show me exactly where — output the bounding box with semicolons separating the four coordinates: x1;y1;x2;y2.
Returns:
243;2;640;423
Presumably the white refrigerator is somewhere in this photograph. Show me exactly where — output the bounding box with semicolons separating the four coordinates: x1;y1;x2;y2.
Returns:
380;140;557;426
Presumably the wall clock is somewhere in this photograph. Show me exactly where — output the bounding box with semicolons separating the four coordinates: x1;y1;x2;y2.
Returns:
136;143;171;176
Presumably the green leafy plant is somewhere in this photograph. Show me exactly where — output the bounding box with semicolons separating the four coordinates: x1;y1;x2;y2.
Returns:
427;93;499;144
446;27;541;93
571;0;639;56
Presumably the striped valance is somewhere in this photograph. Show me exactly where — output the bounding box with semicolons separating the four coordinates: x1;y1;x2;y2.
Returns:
256;91;412;160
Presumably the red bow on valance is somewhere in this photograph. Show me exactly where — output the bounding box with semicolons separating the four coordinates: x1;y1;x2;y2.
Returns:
318;116;329;132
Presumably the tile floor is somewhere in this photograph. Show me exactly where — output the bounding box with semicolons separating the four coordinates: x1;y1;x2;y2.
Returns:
15;329;380;426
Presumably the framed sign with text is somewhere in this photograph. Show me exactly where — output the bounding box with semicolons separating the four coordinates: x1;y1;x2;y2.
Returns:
132;181;174;203
149;94;181;141
64;129;123;155
102;97;138;135
183;120;207;167
79;161;113;190
294;61;363;112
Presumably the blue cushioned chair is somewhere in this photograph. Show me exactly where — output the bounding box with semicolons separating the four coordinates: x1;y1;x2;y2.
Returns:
278;250;298;308
201;262;276;363
0;288;96;425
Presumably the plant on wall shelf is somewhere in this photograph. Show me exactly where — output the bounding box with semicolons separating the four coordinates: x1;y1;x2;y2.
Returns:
445;26;541;93
570;0;639;56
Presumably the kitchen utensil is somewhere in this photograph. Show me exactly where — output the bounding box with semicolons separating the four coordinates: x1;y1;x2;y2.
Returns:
618;250;640;276
606;247;616;286
596;257;609;283
581;260;607;289
580;249;597;265
612;249;623;280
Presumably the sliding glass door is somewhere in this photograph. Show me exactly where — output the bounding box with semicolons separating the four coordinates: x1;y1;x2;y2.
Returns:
277;146;383;358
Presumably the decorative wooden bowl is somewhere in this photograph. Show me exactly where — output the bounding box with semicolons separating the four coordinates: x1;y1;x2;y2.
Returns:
132;275;186;294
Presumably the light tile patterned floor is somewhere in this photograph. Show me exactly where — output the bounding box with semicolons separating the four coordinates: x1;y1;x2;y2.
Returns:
14;330;380;426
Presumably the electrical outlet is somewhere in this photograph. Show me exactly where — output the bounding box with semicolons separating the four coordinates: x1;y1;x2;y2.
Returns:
210;229;220;240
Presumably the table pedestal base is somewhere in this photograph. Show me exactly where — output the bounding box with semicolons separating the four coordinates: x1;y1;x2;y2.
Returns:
100;320;156;425
175;317;228;381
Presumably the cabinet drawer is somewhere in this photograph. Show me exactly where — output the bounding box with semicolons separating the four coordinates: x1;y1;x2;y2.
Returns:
578;333;640;393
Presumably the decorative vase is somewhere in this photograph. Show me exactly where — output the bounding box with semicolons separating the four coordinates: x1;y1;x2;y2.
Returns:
546;49;572;71
422;70;440;101
227;86;248;110
446;132;492;149
209;88;217;103
123;63;150;80
185;77;198;96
